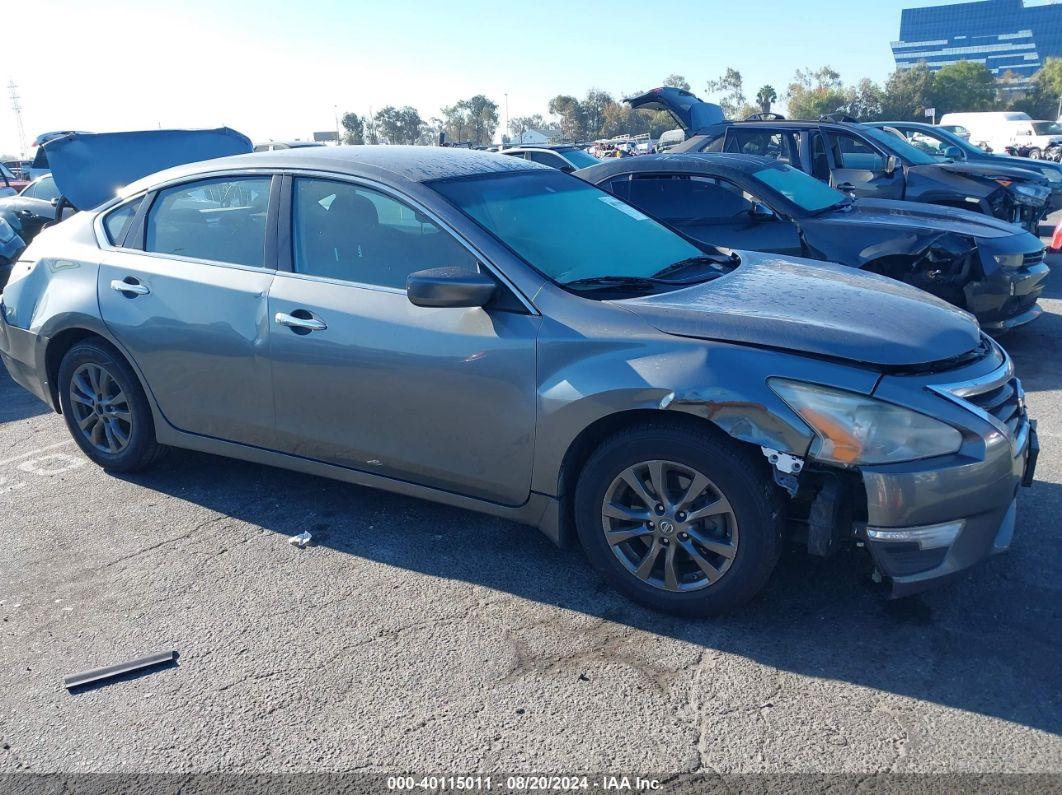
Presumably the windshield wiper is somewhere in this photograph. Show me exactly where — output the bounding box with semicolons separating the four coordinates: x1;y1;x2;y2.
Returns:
564;273;718;292
651;253;737;280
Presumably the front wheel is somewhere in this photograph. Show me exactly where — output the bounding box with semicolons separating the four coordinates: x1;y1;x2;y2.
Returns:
58;340;165;472
1027;147;1043;160
574;422;783;616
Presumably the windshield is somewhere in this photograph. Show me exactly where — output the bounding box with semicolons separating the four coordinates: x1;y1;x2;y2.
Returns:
559;149;601;169
431;170;707;284
860;125;937;165
1031;121;1062;136
750;164;847;213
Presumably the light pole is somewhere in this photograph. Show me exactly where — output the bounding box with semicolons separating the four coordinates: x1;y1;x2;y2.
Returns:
334;104;341;146
504;92;509;144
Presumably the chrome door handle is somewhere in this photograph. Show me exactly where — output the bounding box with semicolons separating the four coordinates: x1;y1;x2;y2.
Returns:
275;311;327;332
110;279;150;296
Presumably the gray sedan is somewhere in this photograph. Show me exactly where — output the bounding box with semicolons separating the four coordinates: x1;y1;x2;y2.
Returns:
0;146;1037;614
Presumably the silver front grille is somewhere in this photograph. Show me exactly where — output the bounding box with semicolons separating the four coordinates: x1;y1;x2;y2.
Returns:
929;349;1028;454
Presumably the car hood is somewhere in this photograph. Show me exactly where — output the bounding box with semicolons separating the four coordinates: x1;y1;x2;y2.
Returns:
44;128;253;210
932;159;1049;186
817;198;1021;239
615;252;980;367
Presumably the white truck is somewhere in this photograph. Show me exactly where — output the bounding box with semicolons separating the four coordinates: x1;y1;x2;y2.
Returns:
938;111;1062;159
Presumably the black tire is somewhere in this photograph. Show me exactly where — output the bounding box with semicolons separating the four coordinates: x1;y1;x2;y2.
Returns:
574;421;784;616
1028;148;1043;160
58;339;165;472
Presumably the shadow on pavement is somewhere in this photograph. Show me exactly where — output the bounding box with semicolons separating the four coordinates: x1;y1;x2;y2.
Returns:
117;445;1062;737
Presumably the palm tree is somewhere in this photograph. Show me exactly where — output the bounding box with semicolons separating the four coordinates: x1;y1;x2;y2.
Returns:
756;85;778;114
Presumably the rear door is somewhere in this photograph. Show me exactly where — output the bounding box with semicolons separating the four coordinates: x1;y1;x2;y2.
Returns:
97;174;278;447
822;129;905;199
266;175;539;506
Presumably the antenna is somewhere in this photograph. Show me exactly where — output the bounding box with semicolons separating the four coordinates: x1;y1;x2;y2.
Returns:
8;80;27;159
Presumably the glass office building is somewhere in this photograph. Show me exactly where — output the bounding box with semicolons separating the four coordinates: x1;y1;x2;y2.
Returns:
891;0;1062;87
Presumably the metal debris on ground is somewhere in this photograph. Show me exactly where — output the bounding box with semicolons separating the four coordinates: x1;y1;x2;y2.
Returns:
289;531;312;548
63;650;177;690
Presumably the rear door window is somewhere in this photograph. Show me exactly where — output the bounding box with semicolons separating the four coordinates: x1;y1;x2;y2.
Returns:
725;130;797;163
143;176;272;267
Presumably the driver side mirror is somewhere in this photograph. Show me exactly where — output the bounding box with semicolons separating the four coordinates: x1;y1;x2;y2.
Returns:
407;267;496;308
749;202;776;222
942;146;964;160
884;155;900;176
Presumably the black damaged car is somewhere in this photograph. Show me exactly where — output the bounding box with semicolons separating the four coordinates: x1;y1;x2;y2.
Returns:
627;87;1051;235
577;153;1048;332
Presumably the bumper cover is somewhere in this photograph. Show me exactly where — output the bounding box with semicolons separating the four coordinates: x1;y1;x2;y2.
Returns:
861;352;1036;598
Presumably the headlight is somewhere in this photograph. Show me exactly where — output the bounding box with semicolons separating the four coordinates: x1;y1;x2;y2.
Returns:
1041;167;1062;184
1009;182;1050;205
993;252;1024;269
769;379;963;465
0;217;14;244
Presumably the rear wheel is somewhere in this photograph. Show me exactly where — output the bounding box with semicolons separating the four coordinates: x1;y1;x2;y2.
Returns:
58;340;164;472
1027;147;1043;160
574;422;783;616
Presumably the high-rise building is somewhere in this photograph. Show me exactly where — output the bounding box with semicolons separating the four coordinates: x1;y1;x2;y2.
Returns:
891;0;1062;87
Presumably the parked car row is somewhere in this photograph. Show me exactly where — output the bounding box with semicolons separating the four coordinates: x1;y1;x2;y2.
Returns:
0;132;1039;615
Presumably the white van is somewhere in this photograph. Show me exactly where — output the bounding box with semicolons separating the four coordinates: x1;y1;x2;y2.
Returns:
938;111;1062;158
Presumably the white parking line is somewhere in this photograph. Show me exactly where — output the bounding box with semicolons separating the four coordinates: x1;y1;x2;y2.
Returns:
0;439;73;467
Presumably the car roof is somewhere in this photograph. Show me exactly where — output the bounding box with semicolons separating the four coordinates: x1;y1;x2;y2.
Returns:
576;152;776;182
503;145;579;153
120;145;548;197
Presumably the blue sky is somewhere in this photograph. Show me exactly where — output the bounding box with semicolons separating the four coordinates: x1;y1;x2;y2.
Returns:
3;0;973;154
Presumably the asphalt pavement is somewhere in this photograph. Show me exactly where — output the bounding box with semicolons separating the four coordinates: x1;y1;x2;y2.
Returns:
1;252;1060;788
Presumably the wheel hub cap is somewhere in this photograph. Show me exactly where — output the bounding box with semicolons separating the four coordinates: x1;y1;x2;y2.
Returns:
69;363;133;456
600;459;739;593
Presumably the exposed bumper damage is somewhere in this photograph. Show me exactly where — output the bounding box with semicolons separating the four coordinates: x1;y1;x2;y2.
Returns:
724;340;1036;598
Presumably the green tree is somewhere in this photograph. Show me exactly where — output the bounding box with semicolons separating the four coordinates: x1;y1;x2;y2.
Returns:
509;114;546;138
374;105;424;145
582;89;615;139
548;94;587;140
340;112;364;145
439;95;499;146
785;66;846;119
840;78;885;120
663;74;691;91
706;67;747;118
880;63;934;120
930;61;995;114
755;85;777;114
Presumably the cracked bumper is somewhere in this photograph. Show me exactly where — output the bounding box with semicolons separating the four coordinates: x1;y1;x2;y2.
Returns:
859;418;1035;599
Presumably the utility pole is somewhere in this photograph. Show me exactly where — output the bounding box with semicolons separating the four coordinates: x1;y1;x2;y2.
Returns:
504;92;509;143
8;80;27;159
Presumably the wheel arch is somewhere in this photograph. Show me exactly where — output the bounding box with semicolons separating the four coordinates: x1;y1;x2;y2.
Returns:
44;327;150;414
552;408;779;548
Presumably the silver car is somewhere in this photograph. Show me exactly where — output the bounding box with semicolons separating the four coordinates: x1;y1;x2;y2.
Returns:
0;147;1037;614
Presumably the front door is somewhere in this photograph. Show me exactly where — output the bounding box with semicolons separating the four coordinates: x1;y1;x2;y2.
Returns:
267;176;539;506
97;174;277;447
823;130;905;199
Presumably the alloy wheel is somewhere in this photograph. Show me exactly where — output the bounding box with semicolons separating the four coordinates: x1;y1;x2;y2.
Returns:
601;459;739;592
68;362;133;455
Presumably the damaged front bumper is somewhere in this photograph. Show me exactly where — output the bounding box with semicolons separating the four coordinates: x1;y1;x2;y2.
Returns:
967;240;1049;332
857;345;1035;597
